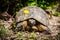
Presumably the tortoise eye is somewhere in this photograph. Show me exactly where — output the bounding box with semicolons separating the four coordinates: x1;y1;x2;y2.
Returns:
23;9;29;15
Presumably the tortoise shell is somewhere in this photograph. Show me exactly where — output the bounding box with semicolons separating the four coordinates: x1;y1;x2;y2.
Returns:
16;6;49;26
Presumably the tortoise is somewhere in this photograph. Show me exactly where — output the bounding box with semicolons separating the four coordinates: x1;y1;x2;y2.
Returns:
15;6;51;32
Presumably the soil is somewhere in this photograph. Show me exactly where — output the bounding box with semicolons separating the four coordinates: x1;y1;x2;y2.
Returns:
0;15;60;40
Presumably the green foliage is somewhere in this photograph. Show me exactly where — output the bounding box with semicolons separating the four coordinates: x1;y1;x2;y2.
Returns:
51;10;60;16
12;22;16;28
37;0;58;9
29;32;36;39
17;32;22;40
0;27;6;36
17;32;37;40
0;26;11;37
27;0;37;6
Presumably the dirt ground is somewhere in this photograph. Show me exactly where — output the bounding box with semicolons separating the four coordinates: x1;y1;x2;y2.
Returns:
0;15;60;40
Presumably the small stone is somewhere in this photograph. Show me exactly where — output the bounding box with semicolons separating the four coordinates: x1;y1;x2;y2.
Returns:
35;32;39;35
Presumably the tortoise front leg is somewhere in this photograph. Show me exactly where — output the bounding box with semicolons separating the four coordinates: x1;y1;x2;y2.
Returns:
22;21;28;31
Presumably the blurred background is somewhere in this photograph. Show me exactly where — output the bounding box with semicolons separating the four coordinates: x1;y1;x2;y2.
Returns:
0;0;60;17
